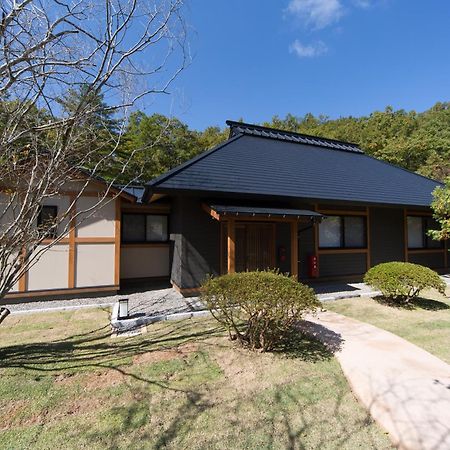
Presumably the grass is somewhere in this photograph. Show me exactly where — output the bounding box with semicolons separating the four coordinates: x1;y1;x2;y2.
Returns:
0;307;392;449
326;287;450;363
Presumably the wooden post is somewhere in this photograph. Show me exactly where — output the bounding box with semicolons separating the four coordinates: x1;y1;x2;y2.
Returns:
291;220;298;280
403;208;409;262
114;197;121;287
366;206;371;270
68;195;76;288
18;247;27;292
227;218;235;273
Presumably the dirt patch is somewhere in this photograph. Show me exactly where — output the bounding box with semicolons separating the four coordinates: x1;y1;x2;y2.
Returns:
0;399;30;430
210;344;291;396
83;369;126;390
132;343;198;366
53;372;77;386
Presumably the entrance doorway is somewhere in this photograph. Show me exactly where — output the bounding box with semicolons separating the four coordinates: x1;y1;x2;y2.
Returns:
220;222;275;273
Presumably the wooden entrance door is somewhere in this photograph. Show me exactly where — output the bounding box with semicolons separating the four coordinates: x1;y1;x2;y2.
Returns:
235;223;275;272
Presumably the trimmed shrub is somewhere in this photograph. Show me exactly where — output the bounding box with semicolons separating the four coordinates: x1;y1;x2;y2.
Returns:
364;262;446;304
201;270;320;352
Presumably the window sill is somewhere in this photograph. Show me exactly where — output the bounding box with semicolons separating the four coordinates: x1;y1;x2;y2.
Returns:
121;242;170;248
407;248;445;254
318;248;368;254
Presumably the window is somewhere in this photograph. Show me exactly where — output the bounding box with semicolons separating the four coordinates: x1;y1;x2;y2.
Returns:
37;205;58;238
407;216;442;249
122;214;168;243
319;215;366;249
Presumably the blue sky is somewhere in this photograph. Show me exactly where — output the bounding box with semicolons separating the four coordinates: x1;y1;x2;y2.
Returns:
147;0;450;130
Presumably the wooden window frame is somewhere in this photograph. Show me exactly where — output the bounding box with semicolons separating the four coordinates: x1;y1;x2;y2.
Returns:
318;215;367;250
37;205;58;239
121;213;169;244
407;215;444;250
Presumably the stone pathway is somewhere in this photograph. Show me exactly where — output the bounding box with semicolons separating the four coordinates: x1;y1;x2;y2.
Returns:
301;311;450;450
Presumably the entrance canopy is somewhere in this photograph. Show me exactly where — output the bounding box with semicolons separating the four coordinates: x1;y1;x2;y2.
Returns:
204;203;323;222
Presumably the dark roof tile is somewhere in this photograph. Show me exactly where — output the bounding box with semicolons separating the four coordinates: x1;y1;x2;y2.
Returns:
148;127;441;208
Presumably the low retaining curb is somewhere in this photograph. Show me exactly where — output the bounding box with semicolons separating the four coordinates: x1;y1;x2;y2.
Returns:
317;290;381;302
110;302;211;332
110;289;382;331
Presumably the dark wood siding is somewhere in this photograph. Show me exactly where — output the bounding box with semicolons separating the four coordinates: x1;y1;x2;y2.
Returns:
319;253;367;277
276;222;291;274
408;252;445;269
298;223;314;279
370;207;405;266
170;196;220;289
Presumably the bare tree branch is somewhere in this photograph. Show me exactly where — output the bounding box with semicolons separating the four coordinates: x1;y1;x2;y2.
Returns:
0;0;189;306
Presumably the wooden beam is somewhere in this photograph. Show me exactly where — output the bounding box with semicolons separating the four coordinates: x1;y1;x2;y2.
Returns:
4;285;119;300
121;242;170;248
202;203;221;221
114;198;121;286
18;247;27;292
68;195;76;289
406;210;433;216
148;193;168;203
366;207;371;270
313;204;320;277
404;208;409;262
318;248;368;255
316;209;368;216
227;218;235;273
408;248;446;254
291;220;298;280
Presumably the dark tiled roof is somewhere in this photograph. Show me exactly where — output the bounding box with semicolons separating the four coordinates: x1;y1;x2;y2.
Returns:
120;185;145;203
147;125;441;208
209;204;323;219
227;120;363;153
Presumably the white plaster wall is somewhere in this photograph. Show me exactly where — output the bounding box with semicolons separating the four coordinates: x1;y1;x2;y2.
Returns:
120;246;170;279
76;197;115;237
27;245;69;291
76;243;115;287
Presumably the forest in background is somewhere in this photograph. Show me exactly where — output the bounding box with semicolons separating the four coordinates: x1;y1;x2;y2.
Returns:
116;101;450;184
5;87;448;184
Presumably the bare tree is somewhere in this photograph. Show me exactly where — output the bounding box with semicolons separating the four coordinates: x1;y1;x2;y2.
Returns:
0;0;188;315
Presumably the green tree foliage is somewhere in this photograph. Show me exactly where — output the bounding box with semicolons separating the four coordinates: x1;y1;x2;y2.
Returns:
430;178;450;241
115;113;228;183
57;85;119;168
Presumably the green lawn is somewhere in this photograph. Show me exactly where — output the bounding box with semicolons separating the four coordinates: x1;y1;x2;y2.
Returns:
0;308;391;449
326;287;450;363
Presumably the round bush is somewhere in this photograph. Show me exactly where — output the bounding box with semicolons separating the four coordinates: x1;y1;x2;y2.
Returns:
201;270;320;352
364;262;446;304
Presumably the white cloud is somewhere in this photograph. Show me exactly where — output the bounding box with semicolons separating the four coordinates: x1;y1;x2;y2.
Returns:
287;0;344;29
353;0;371;8
289;39;328;58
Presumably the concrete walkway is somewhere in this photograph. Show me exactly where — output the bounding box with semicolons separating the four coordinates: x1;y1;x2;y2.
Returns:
301;311;450;450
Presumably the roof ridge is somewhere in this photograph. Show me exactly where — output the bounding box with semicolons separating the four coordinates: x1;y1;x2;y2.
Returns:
226;120;362;151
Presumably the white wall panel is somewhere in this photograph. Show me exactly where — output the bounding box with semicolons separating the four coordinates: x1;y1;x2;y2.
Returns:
76;197;116;237
27;245;69;291
76;243;115;287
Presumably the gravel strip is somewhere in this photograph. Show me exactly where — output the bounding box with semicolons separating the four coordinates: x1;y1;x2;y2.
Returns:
4;287;204;316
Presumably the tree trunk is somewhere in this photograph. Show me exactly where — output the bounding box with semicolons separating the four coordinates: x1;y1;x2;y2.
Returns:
0;307;10;325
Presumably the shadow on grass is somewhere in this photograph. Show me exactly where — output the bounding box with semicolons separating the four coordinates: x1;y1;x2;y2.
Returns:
0;319;224;375
275;329;337;362
373;295;450;311
0;315;388;450
412;297;450;311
